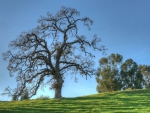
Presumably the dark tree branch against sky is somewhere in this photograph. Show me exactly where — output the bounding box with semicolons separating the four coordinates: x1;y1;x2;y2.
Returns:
1;0;150;100
1;6;105;99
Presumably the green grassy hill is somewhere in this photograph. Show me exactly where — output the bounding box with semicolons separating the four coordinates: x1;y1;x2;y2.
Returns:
0;89;150;113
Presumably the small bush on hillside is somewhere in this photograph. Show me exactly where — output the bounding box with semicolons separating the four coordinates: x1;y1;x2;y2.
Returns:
11;93;18;101
125;87;133;91
20;89;30;100
36;95;50;100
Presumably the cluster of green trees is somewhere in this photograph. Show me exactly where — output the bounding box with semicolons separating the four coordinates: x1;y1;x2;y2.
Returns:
96;53;150;93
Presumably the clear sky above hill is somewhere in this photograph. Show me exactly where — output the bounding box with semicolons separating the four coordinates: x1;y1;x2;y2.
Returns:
0;0;150;101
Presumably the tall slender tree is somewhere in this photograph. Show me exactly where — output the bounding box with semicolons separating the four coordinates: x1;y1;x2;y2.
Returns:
2;6;106;98
96;53;123;93
120;59;144;90
139;65;150;89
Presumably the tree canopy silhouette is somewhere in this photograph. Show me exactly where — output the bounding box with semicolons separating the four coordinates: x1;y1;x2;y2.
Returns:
2;6;105;98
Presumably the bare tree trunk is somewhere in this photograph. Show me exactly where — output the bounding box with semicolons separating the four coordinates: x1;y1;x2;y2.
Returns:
54;77;64;98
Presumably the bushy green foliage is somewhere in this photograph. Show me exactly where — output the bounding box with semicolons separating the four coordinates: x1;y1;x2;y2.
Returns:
121;59;145;90
96;53;123;93
125;87;133;91
96;53;147;93
20;89;29;101
35;95;50;100
139;65;150;89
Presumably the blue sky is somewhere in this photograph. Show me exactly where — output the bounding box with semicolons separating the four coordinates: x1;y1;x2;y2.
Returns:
0;0;150;101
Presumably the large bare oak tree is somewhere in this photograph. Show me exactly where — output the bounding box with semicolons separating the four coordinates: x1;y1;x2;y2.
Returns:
2;6;105;99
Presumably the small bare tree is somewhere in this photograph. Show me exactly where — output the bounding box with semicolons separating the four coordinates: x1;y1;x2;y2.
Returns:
2;6;106;98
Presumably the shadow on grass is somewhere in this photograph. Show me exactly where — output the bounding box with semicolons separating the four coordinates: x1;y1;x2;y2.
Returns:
0;89;150;113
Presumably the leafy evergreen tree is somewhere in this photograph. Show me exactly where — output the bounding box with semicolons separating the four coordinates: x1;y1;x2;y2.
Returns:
96;54;146;93
96;53;123;93
139;65;150;89
120;59;144;90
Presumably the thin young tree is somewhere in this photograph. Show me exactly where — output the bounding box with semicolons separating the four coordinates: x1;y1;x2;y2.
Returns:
2;6;105;98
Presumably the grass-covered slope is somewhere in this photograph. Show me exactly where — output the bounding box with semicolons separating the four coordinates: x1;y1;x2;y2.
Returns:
0;89;150;113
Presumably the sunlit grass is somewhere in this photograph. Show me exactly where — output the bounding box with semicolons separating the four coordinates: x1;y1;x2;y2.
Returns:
0;89;150;113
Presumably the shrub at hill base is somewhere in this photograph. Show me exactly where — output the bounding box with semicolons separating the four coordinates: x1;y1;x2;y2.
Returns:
20;89;29;101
